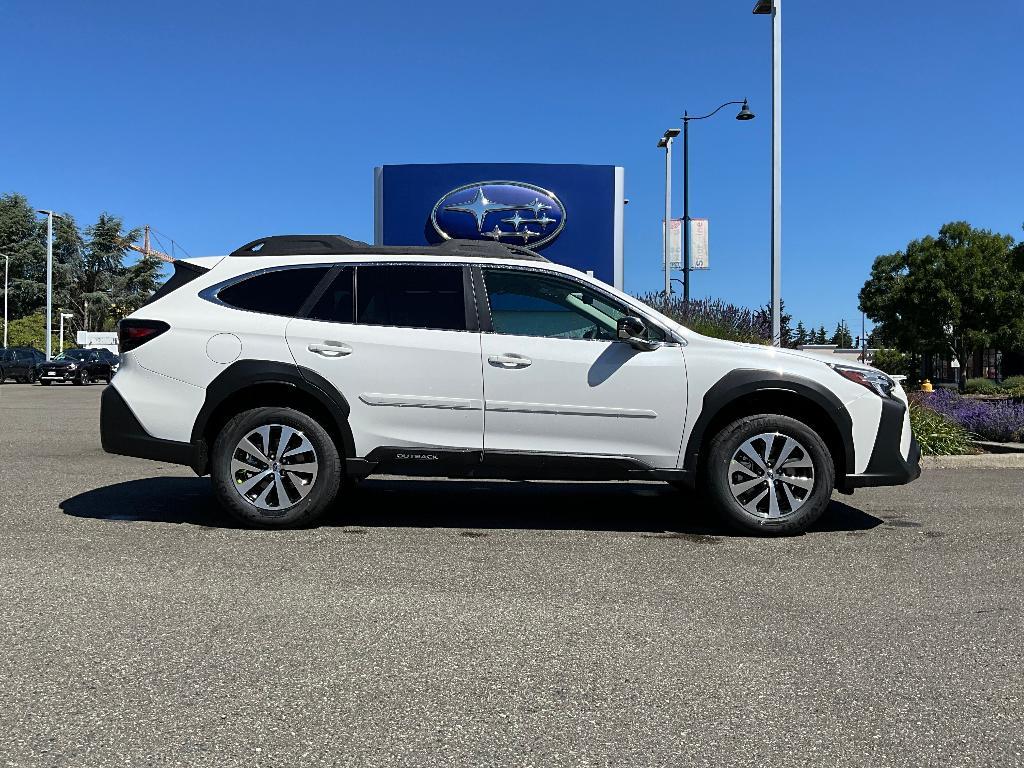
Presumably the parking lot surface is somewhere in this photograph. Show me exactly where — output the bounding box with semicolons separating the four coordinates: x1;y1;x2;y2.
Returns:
1;384;1022;767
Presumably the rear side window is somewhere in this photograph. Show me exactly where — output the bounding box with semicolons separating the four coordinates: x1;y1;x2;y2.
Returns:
355;265;466;331
307;267;354;324
219;267;331;316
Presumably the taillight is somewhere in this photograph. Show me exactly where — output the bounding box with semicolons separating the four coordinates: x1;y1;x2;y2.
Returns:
118;319;170;354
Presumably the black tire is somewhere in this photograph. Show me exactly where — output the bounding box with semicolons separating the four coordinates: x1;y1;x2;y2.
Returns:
704;414;835;536
211;406;343;528
73;370;89;386
28;369;38;384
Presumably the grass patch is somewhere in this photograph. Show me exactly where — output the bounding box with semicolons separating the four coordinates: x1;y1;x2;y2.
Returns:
909;399;977;455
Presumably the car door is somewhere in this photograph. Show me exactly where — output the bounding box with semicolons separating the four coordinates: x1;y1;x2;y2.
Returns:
286;263;484;456
477;266;687;469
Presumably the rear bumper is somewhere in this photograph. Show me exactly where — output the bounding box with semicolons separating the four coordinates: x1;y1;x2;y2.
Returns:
101;385;206;473
840;397;922;491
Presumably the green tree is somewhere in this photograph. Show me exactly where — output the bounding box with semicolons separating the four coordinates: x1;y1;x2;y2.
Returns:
4;313;62;351
859;222;1021;382
79;213;142;331
831;320;854;348
794;321;808;346
0;193;46;320
814;326;828;344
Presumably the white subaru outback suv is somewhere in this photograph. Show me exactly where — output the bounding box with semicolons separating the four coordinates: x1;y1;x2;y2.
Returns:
101;235;920;534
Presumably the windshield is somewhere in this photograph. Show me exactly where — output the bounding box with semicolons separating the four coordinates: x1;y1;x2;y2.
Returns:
54;350;92;361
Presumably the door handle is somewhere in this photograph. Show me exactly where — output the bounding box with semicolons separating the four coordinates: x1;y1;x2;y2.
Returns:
488;353;532;369
308;341;352;358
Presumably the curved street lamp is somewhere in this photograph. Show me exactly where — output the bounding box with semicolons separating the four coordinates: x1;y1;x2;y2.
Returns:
678;100;754;303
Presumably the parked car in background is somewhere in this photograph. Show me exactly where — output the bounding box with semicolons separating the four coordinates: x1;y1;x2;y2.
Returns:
38;348;117;385
0;347;44;383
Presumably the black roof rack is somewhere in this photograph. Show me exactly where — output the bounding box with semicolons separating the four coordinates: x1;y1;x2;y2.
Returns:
229;234;549;263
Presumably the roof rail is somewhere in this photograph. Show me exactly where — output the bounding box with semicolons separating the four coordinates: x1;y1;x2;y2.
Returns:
228;234;549;263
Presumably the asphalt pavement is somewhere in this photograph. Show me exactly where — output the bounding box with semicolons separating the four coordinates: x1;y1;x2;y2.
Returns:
1;383;1022;767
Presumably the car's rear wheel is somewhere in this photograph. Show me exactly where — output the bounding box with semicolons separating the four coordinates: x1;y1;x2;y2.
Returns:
28;369;38;384
211;407;342;528
704;414;834;536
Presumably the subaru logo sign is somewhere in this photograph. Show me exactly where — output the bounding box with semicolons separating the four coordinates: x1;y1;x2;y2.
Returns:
431;181;566;248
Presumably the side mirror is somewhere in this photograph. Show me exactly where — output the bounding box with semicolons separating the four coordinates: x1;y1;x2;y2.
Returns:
616;316;660;351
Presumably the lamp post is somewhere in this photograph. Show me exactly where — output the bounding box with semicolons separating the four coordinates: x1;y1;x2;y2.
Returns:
657;128;681;297
2;252;8;349
59;312;74;354
679;99;755;304
35;210;63;360
754;0;782;345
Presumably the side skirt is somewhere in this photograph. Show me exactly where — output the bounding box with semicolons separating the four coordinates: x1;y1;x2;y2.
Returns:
347;447;693;484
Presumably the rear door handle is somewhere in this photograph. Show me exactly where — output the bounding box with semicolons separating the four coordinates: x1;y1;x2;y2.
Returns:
308;341;352;358
488;353;532;369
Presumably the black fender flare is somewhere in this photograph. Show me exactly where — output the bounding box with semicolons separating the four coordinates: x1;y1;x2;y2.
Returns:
682;369;856;475
190;359;355;459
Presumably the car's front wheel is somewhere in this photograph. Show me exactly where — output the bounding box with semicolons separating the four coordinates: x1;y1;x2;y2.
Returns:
704;414;835;536
211;407;342;528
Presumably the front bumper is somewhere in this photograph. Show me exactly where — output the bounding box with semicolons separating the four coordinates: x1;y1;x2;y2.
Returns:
101;385;206;473
40;368;76;381
840;396;922;491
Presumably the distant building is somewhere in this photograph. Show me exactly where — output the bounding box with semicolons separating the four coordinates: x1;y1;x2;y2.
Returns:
76;331;118;355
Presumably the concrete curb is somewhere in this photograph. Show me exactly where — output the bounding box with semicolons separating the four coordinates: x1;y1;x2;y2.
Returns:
972;440;1024;454
921;454;1024;470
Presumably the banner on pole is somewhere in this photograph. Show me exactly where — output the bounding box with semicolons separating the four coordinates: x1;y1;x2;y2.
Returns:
690;217;709;270
665;218;683;268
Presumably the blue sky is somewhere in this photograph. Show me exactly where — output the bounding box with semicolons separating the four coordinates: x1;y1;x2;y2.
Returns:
3;0;1021;333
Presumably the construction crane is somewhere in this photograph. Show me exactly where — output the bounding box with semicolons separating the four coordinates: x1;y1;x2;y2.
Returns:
126;225;177;263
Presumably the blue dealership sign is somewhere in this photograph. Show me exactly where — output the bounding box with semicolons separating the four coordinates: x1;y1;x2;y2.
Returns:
374;163;624;288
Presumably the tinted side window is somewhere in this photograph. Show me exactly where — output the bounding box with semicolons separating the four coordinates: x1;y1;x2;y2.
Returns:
218;267;331;316
356;265;466;331
482;268;665;342
307;267;354;324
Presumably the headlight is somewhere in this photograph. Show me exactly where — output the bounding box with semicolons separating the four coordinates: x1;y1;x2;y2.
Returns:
829;363;897;399
66;363;78;370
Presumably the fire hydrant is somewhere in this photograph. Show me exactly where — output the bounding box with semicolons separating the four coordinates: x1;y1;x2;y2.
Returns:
920;379;933;393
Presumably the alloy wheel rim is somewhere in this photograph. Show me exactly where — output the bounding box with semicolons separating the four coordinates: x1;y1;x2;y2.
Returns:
231;424;319;515
727;431;815;520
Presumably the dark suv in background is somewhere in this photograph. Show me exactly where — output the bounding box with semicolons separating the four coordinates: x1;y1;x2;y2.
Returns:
38;348;117;385
0;347;44;383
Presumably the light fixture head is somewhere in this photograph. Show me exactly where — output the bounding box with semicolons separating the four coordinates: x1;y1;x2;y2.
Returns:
752;0;772;14
735;99;755;120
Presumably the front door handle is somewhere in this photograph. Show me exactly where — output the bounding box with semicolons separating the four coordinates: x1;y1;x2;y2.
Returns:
308;341;352;358
488;353;532;369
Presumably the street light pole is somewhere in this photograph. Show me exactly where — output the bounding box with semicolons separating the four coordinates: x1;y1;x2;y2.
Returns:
657;129;680;297
36;210;62;360
2;253;8;349
754;0;782;346
59;312;73;354
679;100;755;305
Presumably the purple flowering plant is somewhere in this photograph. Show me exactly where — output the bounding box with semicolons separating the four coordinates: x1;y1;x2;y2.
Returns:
915;388;1024;443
